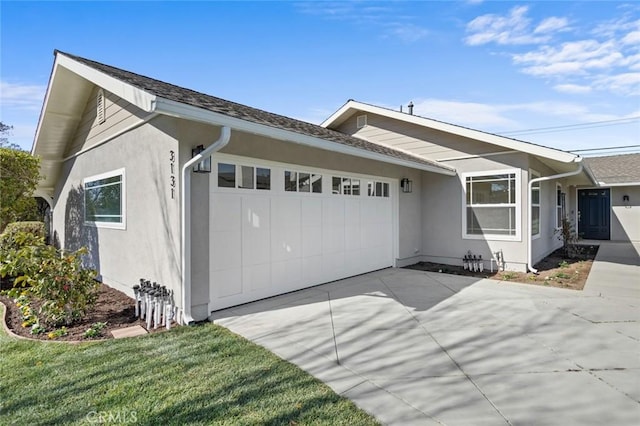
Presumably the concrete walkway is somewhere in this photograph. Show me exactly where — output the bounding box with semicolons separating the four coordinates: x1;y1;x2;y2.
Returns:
212;242;640;425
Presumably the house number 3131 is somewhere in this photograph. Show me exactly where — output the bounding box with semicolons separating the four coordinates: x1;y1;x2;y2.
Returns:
169;150;176;199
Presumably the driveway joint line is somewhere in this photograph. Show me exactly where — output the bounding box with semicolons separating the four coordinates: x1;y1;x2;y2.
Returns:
326;291;341;365
379;276;513;426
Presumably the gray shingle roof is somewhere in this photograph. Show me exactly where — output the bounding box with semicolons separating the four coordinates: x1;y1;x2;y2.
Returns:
57;51;453;173
585;153;640;184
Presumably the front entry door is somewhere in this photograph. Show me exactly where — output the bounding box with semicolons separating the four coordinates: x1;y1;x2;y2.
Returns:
578;189;610;240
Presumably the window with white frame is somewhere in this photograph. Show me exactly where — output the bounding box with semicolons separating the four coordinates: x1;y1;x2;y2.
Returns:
530;170;540;237
217;162;271;190
84;169;125;228
367;181;389;197
556;184;565;229
464;171;518;238
332;176;362;195
285;170;321;193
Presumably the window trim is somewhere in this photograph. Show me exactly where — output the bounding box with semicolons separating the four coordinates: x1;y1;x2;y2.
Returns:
530;169;541;239
83;168;126;230
461;169;521;241
555;183;565;230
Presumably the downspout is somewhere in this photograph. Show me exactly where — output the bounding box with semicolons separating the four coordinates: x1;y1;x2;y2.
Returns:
180;126;231;325
527;160;583;274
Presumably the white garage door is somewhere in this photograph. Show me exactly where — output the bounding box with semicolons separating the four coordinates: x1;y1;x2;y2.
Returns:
209;155;395;311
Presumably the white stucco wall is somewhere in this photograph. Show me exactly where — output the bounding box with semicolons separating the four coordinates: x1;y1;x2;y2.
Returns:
52;116;181;300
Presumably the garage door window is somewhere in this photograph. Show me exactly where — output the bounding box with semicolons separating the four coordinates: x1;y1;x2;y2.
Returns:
218;162;270;190
285;170;322;193
367;181;389;197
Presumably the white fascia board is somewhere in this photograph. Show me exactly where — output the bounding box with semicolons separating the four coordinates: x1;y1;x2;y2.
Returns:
153;98;456;176
599;181;640;187
323;101;579;164
32;58;60;155
56;54;156;112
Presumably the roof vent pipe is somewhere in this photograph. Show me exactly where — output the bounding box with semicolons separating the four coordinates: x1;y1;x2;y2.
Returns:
400;105;403;113
408;102;414;115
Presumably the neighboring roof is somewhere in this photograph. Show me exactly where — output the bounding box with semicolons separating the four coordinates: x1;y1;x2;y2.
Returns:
321;99;580;164
42;51;454;176
584;154;640;185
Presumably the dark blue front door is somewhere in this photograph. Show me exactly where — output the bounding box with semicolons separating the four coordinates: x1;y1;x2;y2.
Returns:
578;189;610;240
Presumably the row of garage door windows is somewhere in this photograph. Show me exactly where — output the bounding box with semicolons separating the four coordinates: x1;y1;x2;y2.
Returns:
217;162;390;197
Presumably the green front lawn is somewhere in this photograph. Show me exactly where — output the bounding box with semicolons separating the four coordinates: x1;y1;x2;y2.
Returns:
0;305;378;425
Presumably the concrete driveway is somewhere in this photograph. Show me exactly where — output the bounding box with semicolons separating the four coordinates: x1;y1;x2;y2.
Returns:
212;242;640;425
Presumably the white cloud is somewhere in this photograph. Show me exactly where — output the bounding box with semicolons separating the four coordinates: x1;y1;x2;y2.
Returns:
465;8;639;97
621;30;640;45
465;6;565;46
0;80;46;111
534;17;569;34
296;1;428;43
386;23;429;43
553;84;592;94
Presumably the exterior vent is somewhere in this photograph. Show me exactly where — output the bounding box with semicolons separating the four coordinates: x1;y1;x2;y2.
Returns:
96;89;106;124
356;114;367;129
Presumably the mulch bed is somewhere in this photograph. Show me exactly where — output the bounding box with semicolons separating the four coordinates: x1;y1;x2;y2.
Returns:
405;246;598;291
0;282;166;341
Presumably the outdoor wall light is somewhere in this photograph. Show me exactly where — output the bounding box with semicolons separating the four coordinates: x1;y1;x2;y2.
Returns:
401;178;413;193
191;145;212;173
623;194;629;202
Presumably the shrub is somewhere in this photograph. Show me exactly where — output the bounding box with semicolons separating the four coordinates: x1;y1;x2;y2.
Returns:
0;231;46;283
0;221;45;250
84;322;107;339
1;230;99;326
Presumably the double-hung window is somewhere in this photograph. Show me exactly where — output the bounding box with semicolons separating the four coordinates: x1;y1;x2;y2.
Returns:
530;170;541;238
464;170;519;239
84;168;125;229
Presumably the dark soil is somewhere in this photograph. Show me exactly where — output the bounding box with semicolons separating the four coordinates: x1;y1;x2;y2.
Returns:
0;282;166;341
405;245;599;291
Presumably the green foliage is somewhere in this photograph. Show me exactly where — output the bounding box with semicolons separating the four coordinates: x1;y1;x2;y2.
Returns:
83;322;107;339
47;327;68;340
558;260;570;269
0;323;378;425
1;230;99;326
0;144;42;231
0;221;45;250
554;216;579;258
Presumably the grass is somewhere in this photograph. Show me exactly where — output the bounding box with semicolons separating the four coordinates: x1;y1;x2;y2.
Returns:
0;305;379;425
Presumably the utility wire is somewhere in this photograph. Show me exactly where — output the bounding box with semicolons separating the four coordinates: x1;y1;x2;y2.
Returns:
570;144;640;152
499;116;640;136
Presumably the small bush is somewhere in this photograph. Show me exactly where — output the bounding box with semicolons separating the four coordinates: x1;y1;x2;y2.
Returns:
0;221;45;250
1;230;99;326
84;322;107;339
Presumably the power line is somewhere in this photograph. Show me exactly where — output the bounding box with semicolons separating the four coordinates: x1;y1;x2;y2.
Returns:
570;144;640;152
499;116;640;136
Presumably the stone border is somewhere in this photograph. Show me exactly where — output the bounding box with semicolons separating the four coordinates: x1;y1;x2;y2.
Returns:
0;300;106;344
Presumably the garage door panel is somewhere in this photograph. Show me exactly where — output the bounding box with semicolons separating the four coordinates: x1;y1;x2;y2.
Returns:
272;259;302;290
302;198;322;225
302;255;324;284
323;198;345;226
271;226;301;261
302;226;322;257
211;230;242;271
345;225;361;251
242;196;270;231
243;263;271;292
212;268;242;298
211;194;241;232
210;158;395;312
272;198;301;229
323;225;345;253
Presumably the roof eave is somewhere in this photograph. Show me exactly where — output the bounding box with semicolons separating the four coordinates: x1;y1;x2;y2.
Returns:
323;100;580;164
154;98;456;176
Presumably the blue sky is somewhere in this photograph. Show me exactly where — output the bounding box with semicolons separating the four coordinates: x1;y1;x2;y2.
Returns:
1;1;638;153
